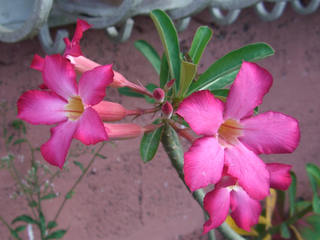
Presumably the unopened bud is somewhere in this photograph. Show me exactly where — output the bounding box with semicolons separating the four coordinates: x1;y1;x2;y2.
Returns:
165;79;175;89
161;101;173;119
153;88;165;103
93;101;130;121
104;123;144;140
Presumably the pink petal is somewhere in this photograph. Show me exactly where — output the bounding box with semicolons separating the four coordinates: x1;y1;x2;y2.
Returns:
240;111;300;154
224;141;270;200
30;54;44;71
73;107;108;145
184;137;224;191
267;163;292;190
43;55;78;100
17;90;67;125
230;187;262;231
78;64;113;105
203;187;231;234
64;19;91;57
41;120;78;168
176;90;224;136
224;62;273;120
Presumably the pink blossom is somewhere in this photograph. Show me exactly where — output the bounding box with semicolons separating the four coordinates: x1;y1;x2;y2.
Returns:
176;62;300;201
18;54;113;168
203;163;292;233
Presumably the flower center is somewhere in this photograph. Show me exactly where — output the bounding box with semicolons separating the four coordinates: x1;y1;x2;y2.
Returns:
218;119;242;147
65;96;84;120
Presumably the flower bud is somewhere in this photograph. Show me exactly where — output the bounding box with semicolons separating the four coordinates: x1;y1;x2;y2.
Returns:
153;88;165;103
161;101;173;119
165;78;175;89
92;101;138;122
104;123;144;140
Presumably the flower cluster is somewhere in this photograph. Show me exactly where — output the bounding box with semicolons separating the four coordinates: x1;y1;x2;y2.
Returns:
17;20;153;168
176;62;300;233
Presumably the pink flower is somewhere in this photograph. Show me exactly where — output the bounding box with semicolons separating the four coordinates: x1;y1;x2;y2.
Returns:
176;62;300;201
203;163;292;233
18;54;113;168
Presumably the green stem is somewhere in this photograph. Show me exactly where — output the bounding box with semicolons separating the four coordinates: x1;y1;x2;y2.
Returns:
52;142;106;223
161;123;246;240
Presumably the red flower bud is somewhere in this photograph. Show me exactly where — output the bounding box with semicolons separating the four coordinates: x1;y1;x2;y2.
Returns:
153;88;165;103
161;101;173;119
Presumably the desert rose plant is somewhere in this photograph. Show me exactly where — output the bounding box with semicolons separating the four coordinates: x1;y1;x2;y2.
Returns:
1;9;319;240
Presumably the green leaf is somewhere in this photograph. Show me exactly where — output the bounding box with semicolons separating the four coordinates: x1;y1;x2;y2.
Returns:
300;214;320;240
280;223;291;239
150;9;181;89
11;120;26;134
28;200;37;208
13;138;27;145
14;225;26;233
39;211;46;236
6;134;14;144
211;89;229;97
306;163;320;194
312;195;320;214
178;60;197;97
41;193;57;200
188;43;274;94
10;229;22;240
140;125;164;163
160;53;170;88
207;70;238;91
144;83;158;104
118;87;144;98
134;40;161;74
289;171;297;217
47;221;57;229
12;215;37;224
188;26;213;64
95;153;107;159
45;230;67;239
73;161;84;172
65;191;74;199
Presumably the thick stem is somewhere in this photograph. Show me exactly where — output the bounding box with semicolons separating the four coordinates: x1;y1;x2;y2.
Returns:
53;142;106;223
161;123;246;240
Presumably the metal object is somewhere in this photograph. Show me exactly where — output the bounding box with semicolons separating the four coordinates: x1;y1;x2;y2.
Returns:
0;0;319;53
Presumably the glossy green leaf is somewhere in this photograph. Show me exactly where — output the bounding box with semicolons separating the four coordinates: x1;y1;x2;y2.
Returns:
47;221;57;229
73;161;84;172
41;193;57;200
150;9;181;89
45;230;67;239
306;163;320;194
312;195;320;214
118;87;144;98
160;53;170;88
289;171;297;217
178;60;197;97
280;223;291;239
134;40;161;74
12;215;37;224
10;230;22;240
188;43;274;94
189;26;213;64
211;89;229;97
207;70;238;91
140;125;164;163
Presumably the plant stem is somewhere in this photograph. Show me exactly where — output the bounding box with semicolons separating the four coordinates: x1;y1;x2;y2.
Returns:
52;142;106;223
161;123;246;240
